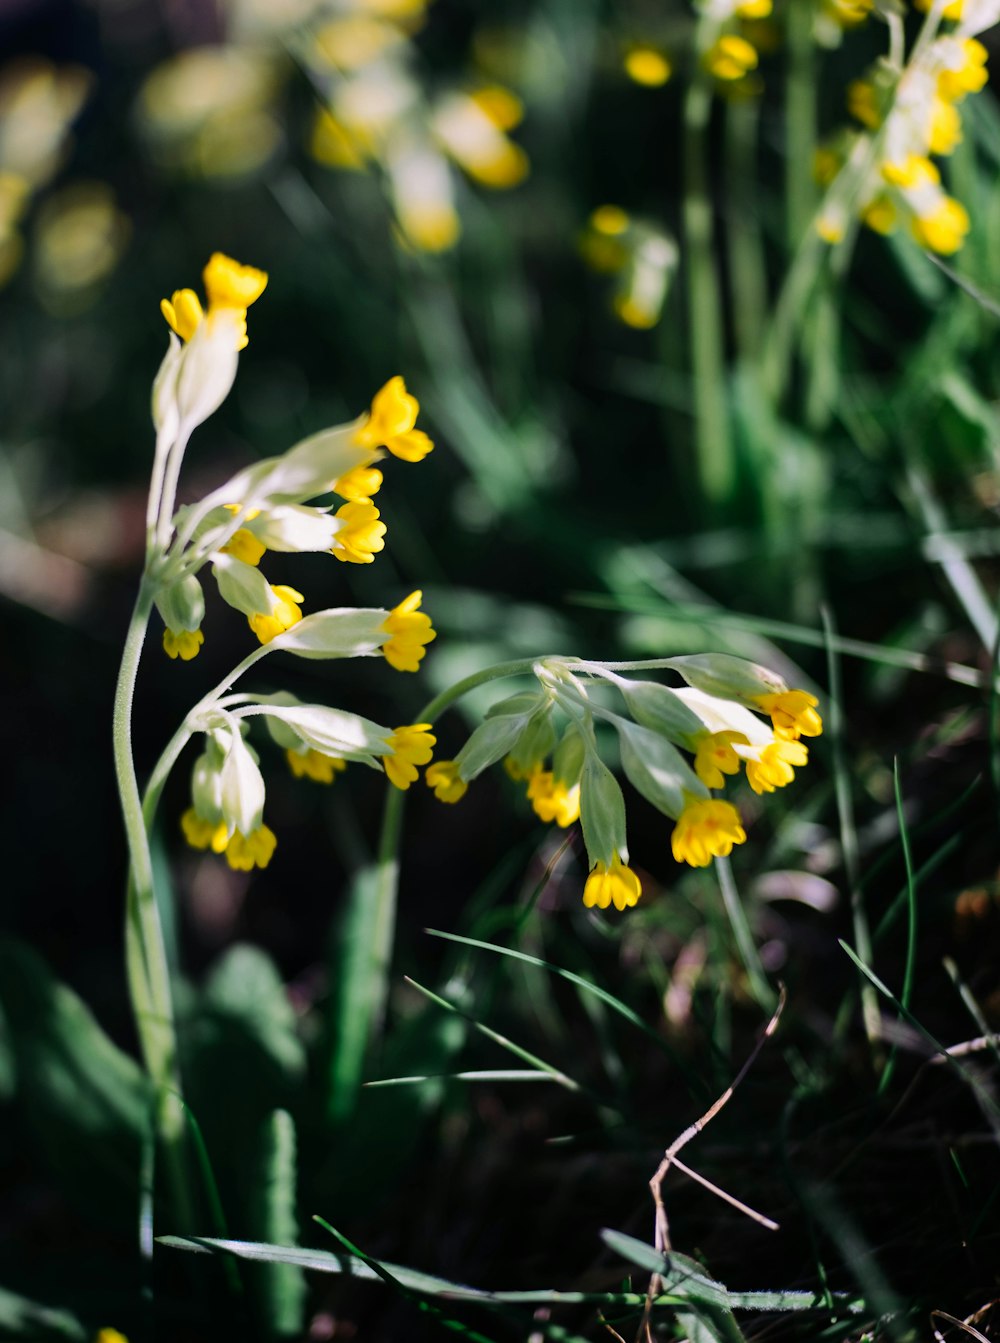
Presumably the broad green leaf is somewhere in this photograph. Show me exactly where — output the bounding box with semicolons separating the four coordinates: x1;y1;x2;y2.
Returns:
0;939;148;1221
201;944;305;1082
326;865;384;1125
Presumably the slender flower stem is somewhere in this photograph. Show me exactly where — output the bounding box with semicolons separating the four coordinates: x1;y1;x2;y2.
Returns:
785;0;817;252
112;579;193;1224
683;60;734;505
725;95;767;362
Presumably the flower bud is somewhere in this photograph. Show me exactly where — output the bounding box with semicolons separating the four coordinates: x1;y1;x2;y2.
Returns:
267;607;389;660
151;333;184;440
219;726;266;837
155;572;205;635
173;308;242;433
666;654;788;704
248;701;391;763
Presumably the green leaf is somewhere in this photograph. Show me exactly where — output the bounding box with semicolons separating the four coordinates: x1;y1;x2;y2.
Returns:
0;939;148;1222
326;865;384;1125
0;1286;86;1340
248;1110;306;1339
201;944;305;1082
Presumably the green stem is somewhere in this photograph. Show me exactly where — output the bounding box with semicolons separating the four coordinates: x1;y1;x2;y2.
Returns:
716;857;776;1011
113;580;193;1225
785;0;817;251
365;657;542;1048
725;95;767;361
683;68;734;505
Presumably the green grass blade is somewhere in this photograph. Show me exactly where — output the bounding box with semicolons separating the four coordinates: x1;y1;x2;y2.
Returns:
250;1110;306;1338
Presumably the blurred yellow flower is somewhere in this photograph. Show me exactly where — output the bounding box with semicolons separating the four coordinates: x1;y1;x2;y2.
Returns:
383;723;436;789
426;759;468;802
624;47;672;87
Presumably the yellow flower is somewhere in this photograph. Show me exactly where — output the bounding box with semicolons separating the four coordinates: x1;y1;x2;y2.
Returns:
355;376;434;461
160;251;267;351
96;1331;130;1343
333;462;384;500
160;288;203;342
202;251;268;311
910;196;969;254
693;730;747;790
670;797;747;867
383;723;436;789
287;748;347;784
220;526;266;566
847;79;881;129
927;96;962;155
624;47;672;87
752;690;823;739
247;584;304;644
225;824;277;871
381;589;436;671
331;498;387;564
163;627;204;661
704;35;758;82
526;767;581;827
181;807;228;853
743;737;809;794
861;195;897;235
503;754;536;782
937;40;988;102
426;759;468;802
914;0;962;18
583;855;642;911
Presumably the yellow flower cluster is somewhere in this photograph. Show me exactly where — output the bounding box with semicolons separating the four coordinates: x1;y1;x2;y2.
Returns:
422;655;822;913
817;25;989;254
304;2;528;252
579;205;677;329
151;254;436;666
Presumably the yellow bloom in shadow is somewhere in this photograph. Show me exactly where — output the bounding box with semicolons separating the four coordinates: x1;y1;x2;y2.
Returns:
426;759;468;802
248;584;304;644
224;824;277;871
744;738;809;795
163;627;204;661
526;768;581;827
670;797;746;867
287;749;347;784
693;730;747;789
331;499;387;564
583;855;642;911
383;723;436;789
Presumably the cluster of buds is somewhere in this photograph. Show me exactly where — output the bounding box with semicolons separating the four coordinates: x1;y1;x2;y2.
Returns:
145;252;438;870
579;205;678;329
425;653;822;912
302;0;527;253
816;0;995;254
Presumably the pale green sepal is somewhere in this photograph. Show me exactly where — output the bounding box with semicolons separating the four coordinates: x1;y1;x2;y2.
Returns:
455;711;537;782
267;608;387;660
247;505;339;553
174;308;241;434
614;676;705;746
155;572;205;635
212;553;276;618
614;717;706;820
484;691;547;721
151;332;183;439
552;725;586;787
220;727;267;836
201;423;373;515
242;704;390;764
665;654;787;704
190;743;225;822
579;751;628;869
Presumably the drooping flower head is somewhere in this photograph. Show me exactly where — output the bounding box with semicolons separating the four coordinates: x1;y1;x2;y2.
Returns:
426;759;468;803
355;376;434;461
383;722;436;789
161;251;268;351
583;855;642;911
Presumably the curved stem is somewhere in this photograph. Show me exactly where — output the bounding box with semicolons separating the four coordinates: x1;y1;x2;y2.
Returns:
113;579;193;1224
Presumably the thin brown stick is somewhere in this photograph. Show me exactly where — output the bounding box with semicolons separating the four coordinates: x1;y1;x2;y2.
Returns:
931;1310;992;1343
636;986;786;1343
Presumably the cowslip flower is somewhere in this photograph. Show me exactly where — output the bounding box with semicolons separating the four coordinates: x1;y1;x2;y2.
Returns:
525;767;581;828
163;628;205;661
383;723;436;789
426;759;468;803
330;499;387;563
381;589;436;671
354;376;434;461
247;585;304;645
583;855;642;911
670;796;747;867
751;689;823;739
286;748;347;783
161;251;268;352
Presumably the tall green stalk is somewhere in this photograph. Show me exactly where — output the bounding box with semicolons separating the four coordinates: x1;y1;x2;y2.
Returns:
683;64;735;505
112;578;193;1225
